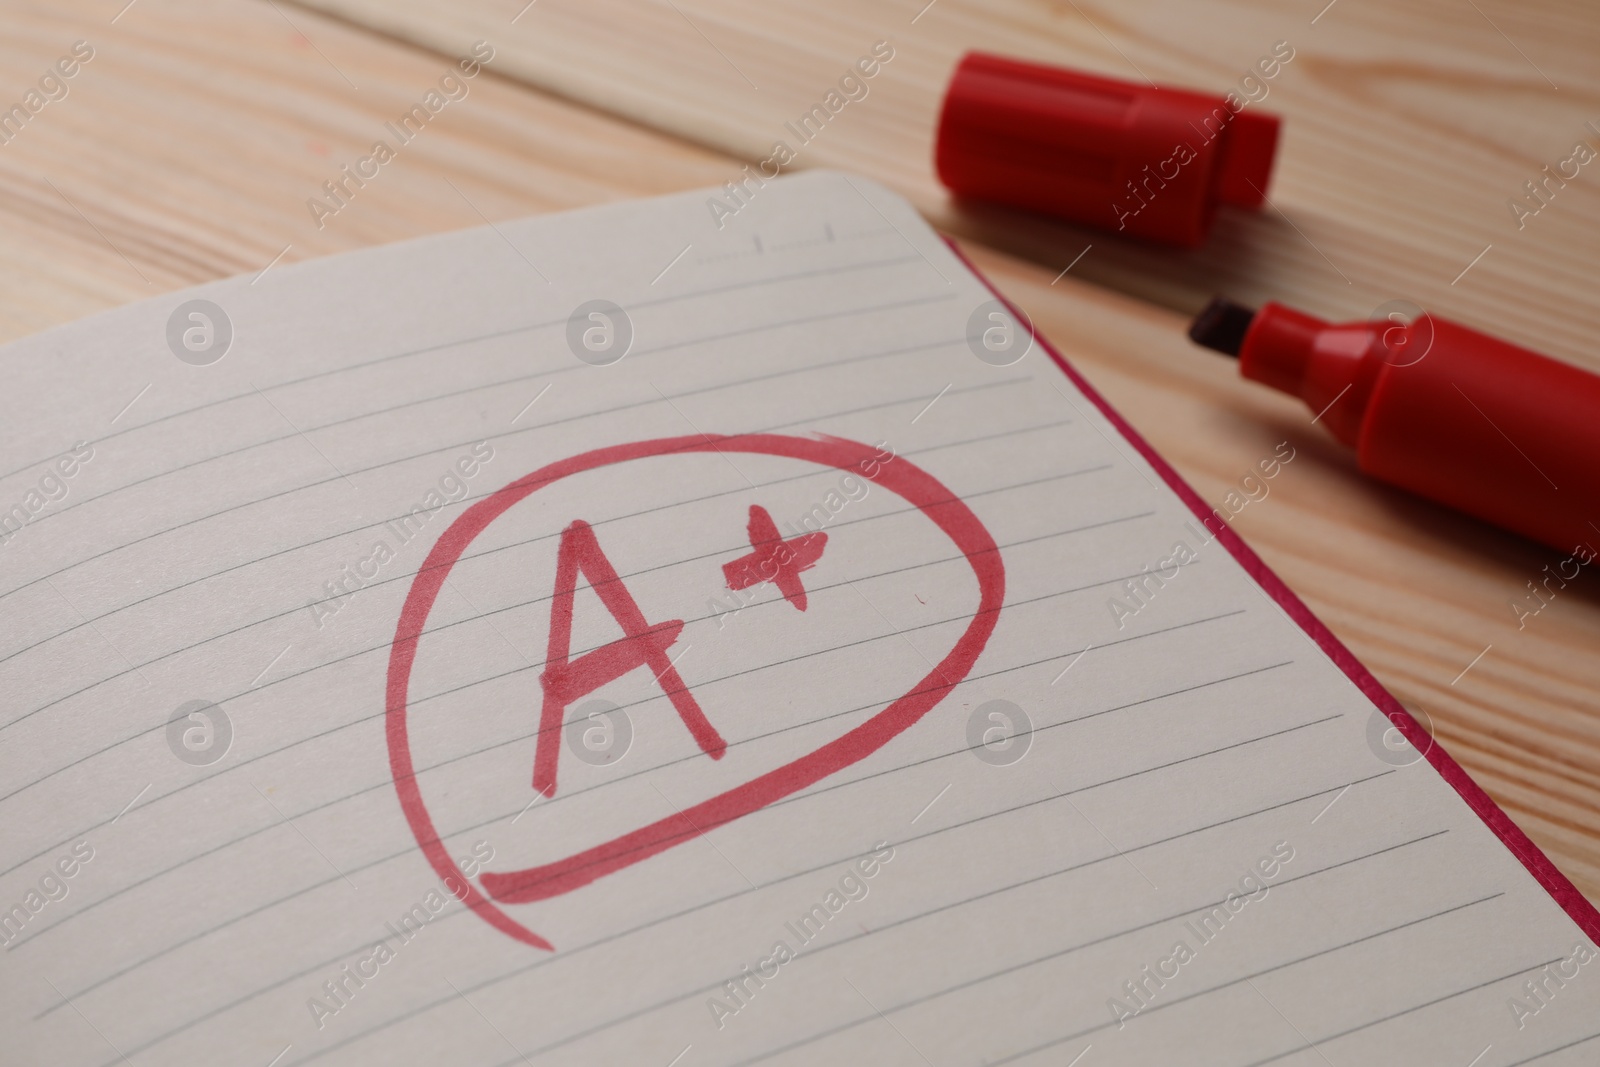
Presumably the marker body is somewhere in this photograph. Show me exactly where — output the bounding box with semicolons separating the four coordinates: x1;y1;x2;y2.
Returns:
1238;303;1600;553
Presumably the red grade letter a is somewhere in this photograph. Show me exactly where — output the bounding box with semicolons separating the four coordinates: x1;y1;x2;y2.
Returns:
534;520;725;797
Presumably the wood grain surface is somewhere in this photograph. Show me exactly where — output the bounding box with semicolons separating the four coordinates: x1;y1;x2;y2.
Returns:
1;0;1596;905
292;0;1600;373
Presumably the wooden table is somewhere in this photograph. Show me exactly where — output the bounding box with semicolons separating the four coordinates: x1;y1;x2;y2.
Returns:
3;0;1596;905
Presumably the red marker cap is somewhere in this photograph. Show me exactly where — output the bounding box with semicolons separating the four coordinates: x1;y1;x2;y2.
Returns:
935;52;1281;247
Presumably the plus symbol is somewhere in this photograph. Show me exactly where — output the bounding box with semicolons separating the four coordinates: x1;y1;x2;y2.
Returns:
721;505;827;611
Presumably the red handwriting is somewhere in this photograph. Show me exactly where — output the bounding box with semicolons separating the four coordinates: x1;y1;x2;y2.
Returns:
722;504;826;611
534;519;726;799
387;433;1003;950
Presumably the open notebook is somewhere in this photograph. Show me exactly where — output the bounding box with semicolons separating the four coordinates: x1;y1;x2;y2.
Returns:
2;171;1596;1066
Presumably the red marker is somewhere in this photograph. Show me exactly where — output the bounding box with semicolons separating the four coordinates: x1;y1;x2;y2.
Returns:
935;52;1282;247
1188;299;1600;553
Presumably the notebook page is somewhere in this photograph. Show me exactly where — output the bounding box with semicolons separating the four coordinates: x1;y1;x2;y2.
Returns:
0;170;1595;1067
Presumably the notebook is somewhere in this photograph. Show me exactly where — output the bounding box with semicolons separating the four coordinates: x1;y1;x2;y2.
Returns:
2;171;1595;1067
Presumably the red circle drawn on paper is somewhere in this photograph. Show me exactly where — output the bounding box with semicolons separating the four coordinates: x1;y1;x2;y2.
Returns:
386;433;1005;950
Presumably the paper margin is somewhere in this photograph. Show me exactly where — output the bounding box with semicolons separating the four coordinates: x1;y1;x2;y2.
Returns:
946;236;1600;944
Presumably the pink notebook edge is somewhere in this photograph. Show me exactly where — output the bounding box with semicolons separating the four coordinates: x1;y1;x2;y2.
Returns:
946;237;1600;945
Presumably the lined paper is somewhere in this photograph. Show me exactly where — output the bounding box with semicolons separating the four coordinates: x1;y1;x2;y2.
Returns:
1;171;1595;1067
